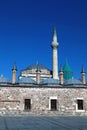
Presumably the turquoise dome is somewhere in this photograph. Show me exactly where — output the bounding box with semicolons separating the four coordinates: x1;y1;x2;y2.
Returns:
63;60;73;80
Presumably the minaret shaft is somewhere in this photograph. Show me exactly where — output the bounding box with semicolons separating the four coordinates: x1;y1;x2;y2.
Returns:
52;48;58;79
81;73;86;84
12;70;17;84
81;66;86;84
12;63;17;84
51;27;59;79
59;65;64;84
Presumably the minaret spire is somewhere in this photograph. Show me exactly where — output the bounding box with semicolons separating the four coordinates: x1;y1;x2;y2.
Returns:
51;27;59;79
59;65;64;84
81;65;86;84
53;26;57;42
36;64;41;84
12;63;17;84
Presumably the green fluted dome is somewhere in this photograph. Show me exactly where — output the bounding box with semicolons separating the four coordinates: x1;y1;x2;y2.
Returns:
63;60;73;80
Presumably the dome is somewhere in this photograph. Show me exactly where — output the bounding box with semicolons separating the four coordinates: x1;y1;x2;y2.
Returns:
63;60;73;80
64;78;82;85
40;78;59;84
26;64;49;70
18;77;36;84
63;62;72;72
0;75;11;83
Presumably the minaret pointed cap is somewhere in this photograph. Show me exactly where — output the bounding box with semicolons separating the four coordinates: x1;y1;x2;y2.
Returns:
60;64;63;72
12;63;17;71
54;26;57;36
81;65;86;73
51;26;58;48
53;26;57;42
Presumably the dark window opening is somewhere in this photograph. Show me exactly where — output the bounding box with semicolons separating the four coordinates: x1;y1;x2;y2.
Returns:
25;99;31;110
77;100;83;110
51;99;57;110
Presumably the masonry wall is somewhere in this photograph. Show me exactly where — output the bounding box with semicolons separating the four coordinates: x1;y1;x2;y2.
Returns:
0;86;87;115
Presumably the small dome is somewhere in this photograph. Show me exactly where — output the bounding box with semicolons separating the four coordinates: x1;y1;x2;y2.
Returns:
0;75;11;83
40;78;59;84
64;78;82;85
26;64;49;70
18;77;36;84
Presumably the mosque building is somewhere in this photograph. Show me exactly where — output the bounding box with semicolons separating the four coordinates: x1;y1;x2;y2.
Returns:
0;28;87;115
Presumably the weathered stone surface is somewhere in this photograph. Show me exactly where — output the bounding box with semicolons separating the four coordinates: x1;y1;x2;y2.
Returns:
0;85;87;115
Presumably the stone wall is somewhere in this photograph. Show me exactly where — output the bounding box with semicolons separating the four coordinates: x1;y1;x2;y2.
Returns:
0;86;87;115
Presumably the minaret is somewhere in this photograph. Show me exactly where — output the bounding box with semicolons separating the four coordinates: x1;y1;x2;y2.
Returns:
81;65;86;84
59;65;64;84
51;27;59;79
12;63;17;84
36;64;41;84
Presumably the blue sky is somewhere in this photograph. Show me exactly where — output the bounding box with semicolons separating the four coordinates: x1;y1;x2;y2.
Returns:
0;0;87;80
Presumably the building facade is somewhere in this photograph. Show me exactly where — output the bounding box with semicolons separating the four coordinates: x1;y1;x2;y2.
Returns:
0;28;87;115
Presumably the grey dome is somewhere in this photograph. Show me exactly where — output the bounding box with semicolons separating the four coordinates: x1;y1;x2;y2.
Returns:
26;64;49;70
18;77;36;84
40;78;59;84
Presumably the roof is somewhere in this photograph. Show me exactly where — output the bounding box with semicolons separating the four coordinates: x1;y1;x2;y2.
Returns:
18;77;36;84
0;75;11;83
40;78;59;84
26;64;49;70
64;78;82;85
